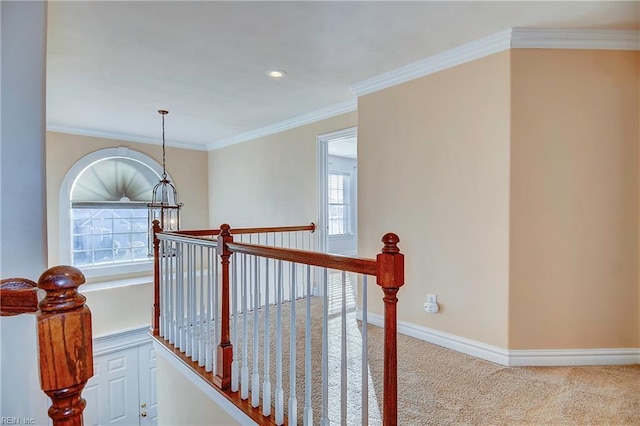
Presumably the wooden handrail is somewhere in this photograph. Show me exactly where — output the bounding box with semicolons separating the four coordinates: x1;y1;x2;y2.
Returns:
169;223;315;237
1;266;93;426
226;241;378;276
1;277;39;316
227;223;315;235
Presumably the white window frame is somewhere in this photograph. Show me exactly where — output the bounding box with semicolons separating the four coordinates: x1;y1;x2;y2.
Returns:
327;172;352;237
59;147;169;279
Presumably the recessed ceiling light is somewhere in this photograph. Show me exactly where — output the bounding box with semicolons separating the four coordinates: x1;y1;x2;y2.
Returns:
266;69;287;79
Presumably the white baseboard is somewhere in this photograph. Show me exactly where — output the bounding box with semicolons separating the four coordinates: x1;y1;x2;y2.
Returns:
508;348;640;366
358;310;640;367
359;310;510;365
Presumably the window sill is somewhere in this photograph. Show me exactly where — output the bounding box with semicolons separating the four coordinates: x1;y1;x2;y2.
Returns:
80;275;153;292
76;260;153;281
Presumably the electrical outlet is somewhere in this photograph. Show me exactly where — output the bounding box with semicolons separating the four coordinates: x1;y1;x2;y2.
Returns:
427;293;437;304
424;302;439;313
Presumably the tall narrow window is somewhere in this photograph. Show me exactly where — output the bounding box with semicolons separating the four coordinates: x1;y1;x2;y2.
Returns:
328;172;351;236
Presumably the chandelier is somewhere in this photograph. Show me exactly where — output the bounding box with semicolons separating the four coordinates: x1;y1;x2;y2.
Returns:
148;110;183;242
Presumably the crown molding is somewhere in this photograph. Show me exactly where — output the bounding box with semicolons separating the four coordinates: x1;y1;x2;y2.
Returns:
207;99;357;151
350;29;513;97
47;125;208;151
511;28;640;51
350;28;639;97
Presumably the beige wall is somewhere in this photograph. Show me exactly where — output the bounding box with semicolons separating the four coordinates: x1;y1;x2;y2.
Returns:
358;52;512;347
208;112;356;228
46;131;209;335
509;49;640;349
156;355;240;426
81;282;153;336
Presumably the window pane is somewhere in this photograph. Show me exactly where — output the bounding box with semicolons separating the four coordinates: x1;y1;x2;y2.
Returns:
71;207;150;268
328;172;350;235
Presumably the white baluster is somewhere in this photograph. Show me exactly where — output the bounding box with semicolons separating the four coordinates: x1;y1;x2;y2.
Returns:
198;246;205;367
258;234;263;307
288;262;297;426
241;254;249;400
192;244;197;359
362;275;368;425
231;253;239;392
251;255;260;408
275;261;284;425
248;235;254;311
177;243;184;351
205;246;213;373
262;258;271;417
186;245;193;358
303;264;313;425
320;268;330;426
341;271;347;426
168;241;175;344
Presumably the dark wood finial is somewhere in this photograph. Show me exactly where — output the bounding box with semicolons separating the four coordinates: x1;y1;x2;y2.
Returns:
220;223;231;236
38;266;86;313
152;219;162;233
381;233;400;254
0;278;38;316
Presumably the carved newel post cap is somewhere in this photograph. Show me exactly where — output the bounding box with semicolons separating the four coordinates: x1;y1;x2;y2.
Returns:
38;266;86;313
220;223;231;236
381;233;400;254
152;219;162;231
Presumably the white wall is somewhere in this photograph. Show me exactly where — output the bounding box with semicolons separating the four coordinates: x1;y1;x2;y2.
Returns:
0;1;50;423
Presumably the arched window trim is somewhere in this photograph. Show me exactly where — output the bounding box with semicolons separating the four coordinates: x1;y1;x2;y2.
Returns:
59;147;173;279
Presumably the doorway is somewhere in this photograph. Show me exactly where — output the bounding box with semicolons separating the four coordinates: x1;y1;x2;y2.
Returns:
317;127;357;255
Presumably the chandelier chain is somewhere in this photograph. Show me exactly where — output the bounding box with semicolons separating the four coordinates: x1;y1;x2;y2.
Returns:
161;112;167;179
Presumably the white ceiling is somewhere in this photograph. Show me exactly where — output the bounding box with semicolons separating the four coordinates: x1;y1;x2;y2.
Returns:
46;1;639;150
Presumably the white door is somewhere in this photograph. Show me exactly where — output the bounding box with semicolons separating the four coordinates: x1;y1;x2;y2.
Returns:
83;342;157;426
138;344;158;426
84;347;140;425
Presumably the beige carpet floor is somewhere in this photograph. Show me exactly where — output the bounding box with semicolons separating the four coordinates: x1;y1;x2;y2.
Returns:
230;298;640;425
229;281;639;425
365;324;640;425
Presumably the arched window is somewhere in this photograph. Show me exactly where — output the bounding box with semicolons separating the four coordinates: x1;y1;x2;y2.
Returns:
60;147;168;278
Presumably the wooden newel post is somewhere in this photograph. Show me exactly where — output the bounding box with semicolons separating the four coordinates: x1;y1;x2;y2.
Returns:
213;223;233;389
152;219;162;336
37;266;93;426
376;233;404;426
